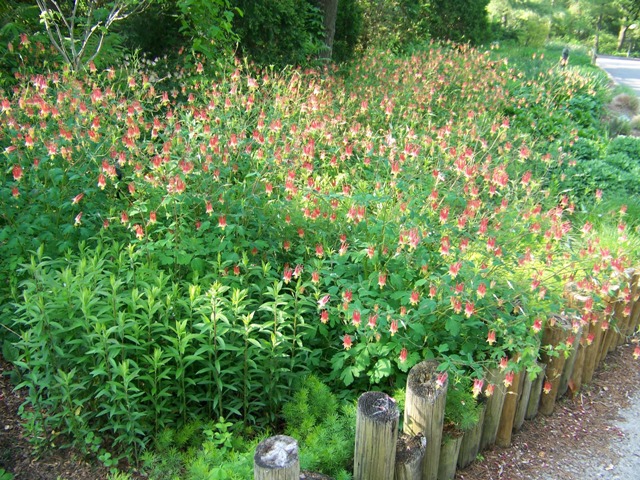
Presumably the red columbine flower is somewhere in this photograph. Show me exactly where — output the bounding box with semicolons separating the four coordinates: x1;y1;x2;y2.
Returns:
283;240;291;251
472;379;484;398
318;295;330;309
532;318;542;333
477;283;487;299
352;309;361;327
399;347;408;363
464;301;475;318
283;267;293;284
378;273;387;289
487;330;496;345
390;319;398;336
218;215;227;230
367;245;375;259
12;165;23;182
436;372;448;389
595;189;602;201
148;211;157;224
72;193;84;204
74;212;83;226
311;271;320;284
499;357;508;371
543;381;552;394
98;173;106;189
320;310;329;324
368;314;378;329
485;384;495;397
343;289;353;303
504;371;515;388
11;187;19;198
134;224;144;240
587;333;595;345
121;211;129;224
449;262;461;278
410;290;420;306
315;243;324;258
343;335;352;350
206;201;213;215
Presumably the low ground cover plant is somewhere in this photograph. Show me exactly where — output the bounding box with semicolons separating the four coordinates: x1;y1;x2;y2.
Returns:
1;39;639;476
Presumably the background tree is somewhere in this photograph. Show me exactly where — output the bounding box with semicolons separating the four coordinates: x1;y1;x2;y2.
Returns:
426;0;491;44
34;0;151;71
614;0;640;51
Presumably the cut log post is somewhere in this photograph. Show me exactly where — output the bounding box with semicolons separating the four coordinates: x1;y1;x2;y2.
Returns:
584;311;606;384
539;314;572;416
479;368;507;452
558;319;582;398
437;433;463;480
457;402;486;469
395;433;426;480
569;322;589;394
254;435;300;480
495;366;523;447
525;364;546;420
403;360;448;480
513;369;533;431
354;391;399;480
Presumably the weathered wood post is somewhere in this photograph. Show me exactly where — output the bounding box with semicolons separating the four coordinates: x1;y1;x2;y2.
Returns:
354;391;399;480
539;315;571;416
437;433;463;480
479;368;507;451
457;402;486;469
254;435;300;480
514;369;533;431
395;433;426;480
403;360;448;480
628;269;640;332
495;363;523;447
583;311;605;385
525;364;546;420
565;291;591;393
558;319;581;398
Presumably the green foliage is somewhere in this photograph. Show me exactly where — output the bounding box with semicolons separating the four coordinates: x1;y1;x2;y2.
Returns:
426;0;491;44
283;376;356;477
175;0;239;60
356;0;429;51
333;0;365;62
233;0;324;67
444;378;481;432
0;468;14;480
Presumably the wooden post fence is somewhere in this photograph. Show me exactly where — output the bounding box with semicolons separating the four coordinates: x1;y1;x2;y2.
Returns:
354;391;399;480
254;435;300;480
403;360;448;480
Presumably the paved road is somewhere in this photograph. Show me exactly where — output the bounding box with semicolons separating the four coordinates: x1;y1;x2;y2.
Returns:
596;55;640;96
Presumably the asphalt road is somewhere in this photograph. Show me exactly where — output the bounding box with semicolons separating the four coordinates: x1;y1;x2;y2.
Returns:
596;55;640;96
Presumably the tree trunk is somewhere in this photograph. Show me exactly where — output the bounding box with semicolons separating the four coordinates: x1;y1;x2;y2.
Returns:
592;13;602;64
317;0;339;60
618;22;630;52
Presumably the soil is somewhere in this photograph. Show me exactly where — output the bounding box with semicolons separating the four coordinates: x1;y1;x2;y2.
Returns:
1;341;639;480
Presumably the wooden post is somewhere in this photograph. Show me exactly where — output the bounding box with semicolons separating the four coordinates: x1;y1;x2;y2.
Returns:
583;311;605;384
525;364;546;420
354;391;399;480
513;369;532;431
569;323;589;394
539;315;571;416
495;365;523;447
254;435;300;480
403;360;448;480
437;433;463;480
457;402;486;469
558;320;582;398
395;433;426;480
479;368;507;451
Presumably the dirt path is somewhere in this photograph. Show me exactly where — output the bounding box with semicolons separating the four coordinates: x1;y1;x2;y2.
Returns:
596;55;640;96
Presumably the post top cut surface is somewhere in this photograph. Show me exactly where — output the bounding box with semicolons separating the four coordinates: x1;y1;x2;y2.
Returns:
358;391;399;422
254;435;299;469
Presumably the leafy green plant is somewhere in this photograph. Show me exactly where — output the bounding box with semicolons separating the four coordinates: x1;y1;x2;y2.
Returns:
0;468;14;480
283;376;356;477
